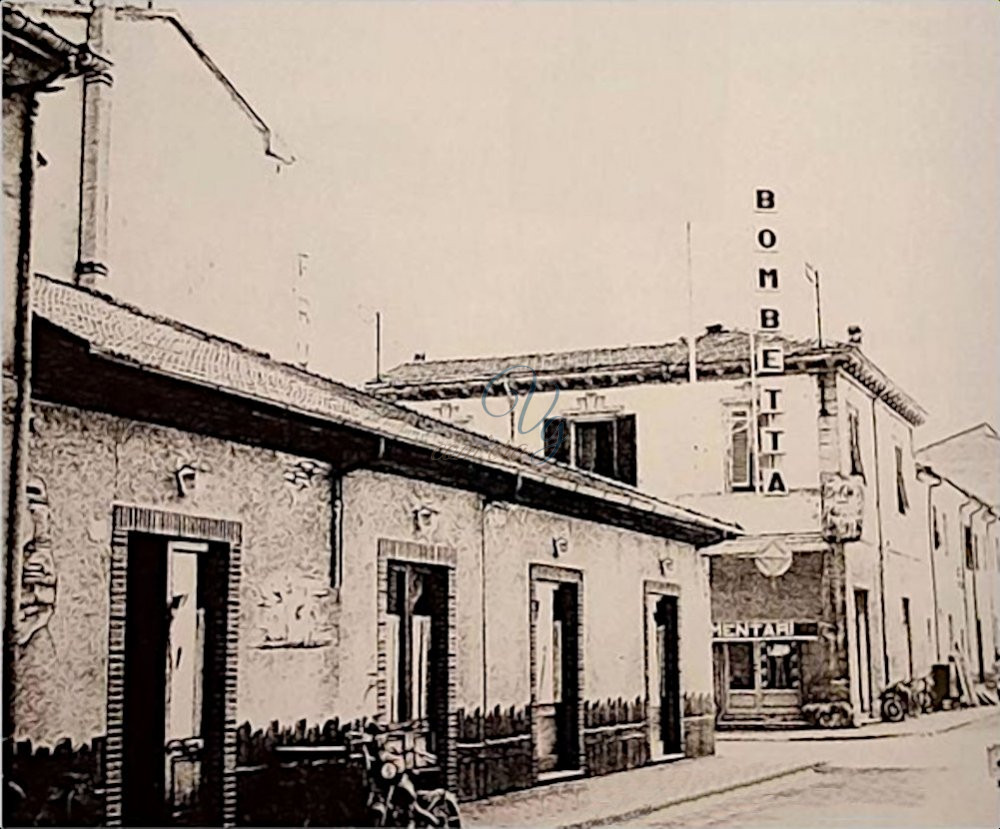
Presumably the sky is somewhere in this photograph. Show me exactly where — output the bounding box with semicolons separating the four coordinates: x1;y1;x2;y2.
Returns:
47;0;1000;444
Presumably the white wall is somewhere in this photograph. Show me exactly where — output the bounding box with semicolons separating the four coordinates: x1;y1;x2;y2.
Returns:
411;372;824;533
31;10;303;363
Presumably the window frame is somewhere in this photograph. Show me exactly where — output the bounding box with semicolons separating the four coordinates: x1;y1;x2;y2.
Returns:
894;445;909;514
847;404;865;481
543;412;638;486
726;405;755;492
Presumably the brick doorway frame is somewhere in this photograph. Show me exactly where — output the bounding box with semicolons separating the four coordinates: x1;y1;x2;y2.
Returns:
105;504;242;828
643;579;683;759
376;539;459;792
528;563;585;779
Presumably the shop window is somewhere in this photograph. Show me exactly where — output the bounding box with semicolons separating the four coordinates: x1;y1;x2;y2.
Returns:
894;446;909;514
931;506;941;550
964;524;975;570
847;405;865;480
727;643;755;689
727;407;754;492
543;415;637;486
759;642;800;689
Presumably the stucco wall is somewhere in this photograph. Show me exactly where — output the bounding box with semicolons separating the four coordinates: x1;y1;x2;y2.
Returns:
17;401;337;746
338;470;714;721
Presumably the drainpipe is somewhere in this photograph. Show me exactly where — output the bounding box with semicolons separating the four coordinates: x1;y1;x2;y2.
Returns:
966;503;986;681
75;1;114;285
918;467;943;661
957;500;980;667
479;498;489;732
985;511;999;668
869;397;890;686
3;89;39;746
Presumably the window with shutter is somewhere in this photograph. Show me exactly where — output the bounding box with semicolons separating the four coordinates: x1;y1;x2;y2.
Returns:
848;406;865;480
895;446;909;514
543;418;570;464
615;414;637;486
728;408;753;491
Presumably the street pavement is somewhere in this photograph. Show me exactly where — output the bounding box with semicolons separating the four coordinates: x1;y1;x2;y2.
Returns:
627;712;1000;828
464;708;1000;828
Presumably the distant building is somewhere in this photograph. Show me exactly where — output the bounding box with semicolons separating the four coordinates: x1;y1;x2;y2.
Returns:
917;424;1000;687
371;324;933;727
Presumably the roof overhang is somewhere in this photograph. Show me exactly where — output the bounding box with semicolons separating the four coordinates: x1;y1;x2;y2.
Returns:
2;7;110;90
31;316;740;547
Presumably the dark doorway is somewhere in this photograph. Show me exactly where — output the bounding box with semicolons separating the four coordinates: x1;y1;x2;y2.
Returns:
854;589;873;713
532;577;581;775
653;595;681;755
121;535;229;827
386;561;450;771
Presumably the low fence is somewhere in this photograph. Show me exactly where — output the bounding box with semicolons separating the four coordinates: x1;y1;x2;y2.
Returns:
455;705;533;801
4;737;106;827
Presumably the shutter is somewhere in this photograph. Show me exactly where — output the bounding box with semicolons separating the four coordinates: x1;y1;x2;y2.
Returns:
849;412;865;480
543;418;570;464
895;447;909;513
730;412;751;489
615;414;638;486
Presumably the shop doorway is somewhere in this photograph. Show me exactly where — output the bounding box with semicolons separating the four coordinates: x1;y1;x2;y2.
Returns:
718;640;802;720
530;569;582;776
121;537;230;827
854;589;873;713
646;593;681;757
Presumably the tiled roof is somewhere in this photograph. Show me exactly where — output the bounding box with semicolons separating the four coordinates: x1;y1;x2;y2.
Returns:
32;275;740;538
370;328;926;426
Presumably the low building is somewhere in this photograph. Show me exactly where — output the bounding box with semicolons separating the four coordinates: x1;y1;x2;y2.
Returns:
918;424;1000;687
370;324;933;727
4;276;738;826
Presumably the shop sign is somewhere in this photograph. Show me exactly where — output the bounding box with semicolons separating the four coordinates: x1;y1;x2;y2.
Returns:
754;539;793;577
821;472;865;542
712;620;819;641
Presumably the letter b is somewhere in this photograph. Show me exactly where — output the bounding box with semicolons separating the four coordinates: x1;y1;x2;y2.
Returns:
760;308;780;330
756;189;775;210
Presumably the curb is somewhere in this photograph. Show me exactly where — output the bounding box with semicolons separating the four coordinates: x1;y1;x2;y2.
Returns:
556;762;821;829
717;707;999;743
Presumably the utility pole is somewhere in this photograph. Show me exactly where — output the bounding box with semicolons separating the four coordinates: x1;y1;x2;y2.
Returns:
686;221;697;383
375;311;382;382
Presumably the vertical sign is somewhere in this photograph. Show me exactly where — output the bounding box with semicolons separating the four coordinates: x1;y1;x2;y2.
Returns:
755;188;788;496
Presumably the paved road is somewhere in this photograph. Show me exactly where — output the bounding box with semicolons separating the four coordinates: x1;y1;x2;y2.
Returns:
626;714;1000;828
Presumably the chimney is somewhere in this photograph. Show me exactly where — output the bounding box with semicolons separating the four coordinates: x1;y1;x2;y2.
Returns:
76;1;114;286
705;323;725;336
847;325;863;346
413;353;426;362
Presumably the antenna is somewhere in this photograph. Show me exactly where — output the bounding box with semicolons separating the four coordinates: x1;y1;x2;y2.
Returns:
686;221;697;383
294;253;311;369
375;311;382;382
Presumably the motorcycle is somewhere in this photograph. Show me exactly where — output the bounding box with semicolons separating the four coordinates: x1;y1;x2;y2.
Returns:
347;723;462;828
880;676;933;722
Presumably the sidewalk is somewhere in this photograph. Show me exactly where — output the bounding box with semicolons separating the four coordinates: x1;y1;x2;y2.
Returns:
717;704;999;742
462;753;818;828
